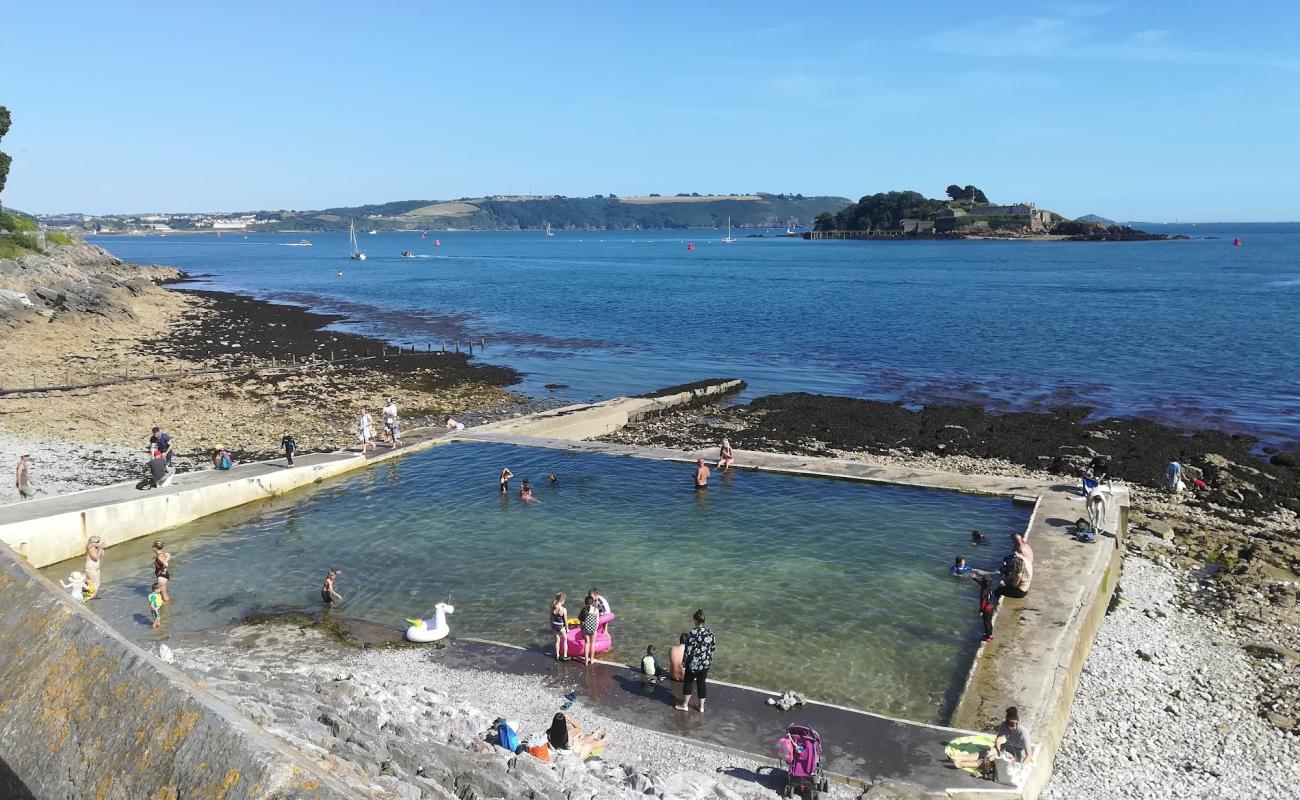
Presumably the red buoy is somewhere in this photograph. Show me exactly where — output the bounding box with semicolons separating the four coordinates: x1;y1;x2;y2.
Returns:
687;242;695;251
1233;238;1242;246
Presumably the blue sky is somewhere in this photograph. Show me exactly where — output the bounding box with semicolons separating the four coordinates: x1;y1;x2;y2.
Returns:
3;1;1297;220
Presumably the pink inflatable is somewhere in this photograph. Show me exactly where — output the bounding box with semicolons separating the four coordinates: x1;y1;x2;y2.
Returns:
565;613;616;654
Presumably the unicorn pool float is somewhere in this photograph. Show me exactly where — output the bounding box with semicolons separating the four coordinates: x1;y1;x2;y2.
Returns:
406;599;454;643
565;613;617;655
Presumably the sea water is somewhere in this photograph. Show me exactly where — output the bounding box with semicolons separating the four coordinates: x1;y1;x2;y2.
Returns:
93;223;1300;447
43;442;1029;723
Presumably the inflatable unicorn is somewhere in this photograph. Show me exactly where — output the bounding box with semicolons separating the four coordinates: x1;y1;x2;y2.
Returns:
406;602;454;643
565;613;616;655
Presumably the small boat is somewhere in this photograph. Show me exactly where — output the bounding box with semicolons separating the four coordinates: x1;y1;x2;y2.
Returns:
400;251;415;258
349;220;367;261
545;222;554;237
284;239;312;247
368;230;378;235
721;217;736;244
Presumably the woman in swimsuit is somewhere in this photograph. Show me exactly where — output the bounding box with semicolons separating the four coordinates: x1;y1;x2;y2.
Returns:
151;541;171;603
500;467;514;494
520;479;534;502
717;438;735;472
550;592;569;661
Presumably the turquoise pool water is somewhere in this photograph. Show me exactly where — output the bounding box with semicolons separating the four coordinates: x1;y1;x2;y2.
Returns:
47;442;1029;722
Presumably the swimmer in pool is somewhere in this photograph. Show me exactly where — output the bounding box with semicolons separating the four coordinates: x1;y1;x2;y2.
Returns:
499;467;514;494
694;458;710;489
950;556;972;576
520;479;535;502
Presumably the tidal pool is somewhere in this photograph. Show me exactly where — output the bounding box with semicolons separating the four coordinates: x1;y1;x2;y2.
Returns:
47;442;1029;723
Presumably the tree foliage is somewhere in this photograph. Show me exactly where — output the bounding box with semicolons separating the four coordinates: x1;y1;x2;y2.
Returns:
944;183;989;203
0;106;11;203
826;191;949;231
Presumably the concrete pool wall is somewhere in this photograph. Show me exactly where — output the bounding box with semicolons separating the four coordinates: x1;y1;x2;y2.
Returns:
0;383;1126;798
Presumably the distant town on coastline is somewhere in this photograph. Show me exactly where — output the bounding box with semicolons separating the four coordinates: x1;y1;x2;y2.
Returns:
19;186;1145;240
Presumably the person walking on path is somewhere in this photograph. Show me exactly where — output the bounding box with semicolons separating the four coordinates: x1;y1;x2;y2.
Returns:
579;595;599;665
320;568;343;605
281;430;298;466
382;398;401;448
152;541;172;603
15;454;34;500
84;535;105;598
499;467;514;494
358;408;376;453
550;592;570;661
676;609;716;713
694;458;710;490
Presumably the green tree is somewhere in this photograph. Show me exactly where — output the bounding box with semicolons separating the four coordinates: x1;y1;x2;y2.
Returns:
813;211;836;231
0;106;11;209
945;184;963;200
963;185;989;203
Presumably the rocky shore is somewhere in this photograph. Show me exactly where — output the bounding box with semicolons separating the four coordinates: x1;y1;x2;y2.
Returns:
0;243;525;501
599;396;1300;795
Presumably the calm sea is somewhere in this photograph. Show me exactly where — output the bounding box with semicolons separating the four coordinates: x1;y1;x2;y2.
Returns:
92;223;1300;447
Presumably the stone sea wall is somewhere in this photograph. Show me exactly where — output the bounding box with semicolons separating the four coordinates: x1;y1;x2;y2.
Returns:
0;539;353;800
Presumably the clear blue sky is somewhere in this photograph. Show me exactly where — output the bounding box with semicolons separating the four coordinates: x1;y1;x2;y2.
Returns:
4;1;1297;220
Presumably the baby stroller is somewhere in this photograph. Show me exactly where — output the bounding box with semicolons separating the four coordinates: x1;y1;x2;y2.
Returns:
776;724;829;799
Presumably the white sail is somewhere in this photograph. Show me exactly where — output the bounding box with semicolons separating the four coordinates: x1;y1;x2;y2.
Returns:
722;216;736;243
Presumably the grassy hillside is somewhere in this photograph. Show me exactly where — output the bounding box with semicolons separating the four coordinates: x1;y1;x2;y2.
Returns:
250;193;849;232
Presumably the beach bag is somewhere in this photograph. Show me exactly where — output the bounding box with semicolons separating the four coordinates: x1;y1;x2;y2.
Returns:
497;720;520;753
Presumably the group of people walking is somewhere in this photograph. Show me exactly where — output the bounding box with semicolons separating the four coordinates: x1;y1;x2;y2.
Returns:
358;399;402;453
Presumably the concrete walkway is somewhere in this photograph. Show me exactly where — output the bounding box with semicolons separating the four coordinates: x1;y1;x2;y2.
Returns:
437;638;1004;797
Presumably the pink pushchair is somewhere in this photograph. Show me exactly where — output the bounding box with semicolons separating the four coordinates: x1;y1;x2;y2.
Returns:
776;724;829;799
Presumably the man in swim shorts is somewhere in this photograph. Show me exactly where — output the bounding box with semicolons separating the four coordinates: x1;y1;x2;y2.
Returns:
694;458;710;489
321;568;343;604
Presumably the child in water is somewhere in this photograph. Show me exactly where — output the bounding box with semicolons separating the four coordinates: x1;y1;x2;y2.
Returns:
520;479;535;502
950;556;972;576
148;581;165;628
971;530;985;546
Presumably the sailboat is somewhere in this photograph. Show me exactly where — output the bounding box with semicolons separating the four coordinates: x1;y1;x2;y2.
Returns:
349;220;367;261
721;217;736;244
545;222;554;237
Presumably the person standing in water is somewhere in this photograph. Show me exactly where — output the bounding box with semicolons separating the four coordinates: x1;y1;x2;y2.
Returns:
148;581;165;628
151;541;171;603
499;467;514;494
579;595;599;665
321;569;343;604
84;535;105;598
15;454;34;500
550;592;570;661
694;458;710;490
716;439;735;472
520;479;535;502
676;609;716;713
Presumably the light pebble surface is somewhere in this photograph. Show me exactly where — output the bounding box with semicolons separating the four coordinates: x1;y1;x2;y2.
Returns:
1041;555;1300;800
0;431;140;504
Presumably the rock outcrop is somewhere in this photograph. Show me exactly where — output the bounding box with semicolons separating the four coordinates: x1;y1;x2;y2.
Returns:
0;242;181;322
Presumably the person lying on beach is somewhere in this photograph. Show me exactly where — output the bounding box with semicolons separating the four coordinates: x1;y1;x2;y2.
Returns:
520;479;535;502
321;569;343;604
694;458;710;489
950;556;972;576
546;712;610;761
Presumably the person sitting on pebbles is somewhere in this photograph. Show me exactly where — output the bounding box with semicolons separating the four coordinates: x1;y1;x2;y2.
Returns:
546;712;610;761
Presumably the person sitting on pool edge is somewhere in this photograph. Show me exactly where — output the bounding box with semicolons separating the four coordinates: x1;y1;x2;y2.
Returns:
950;556;972;576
